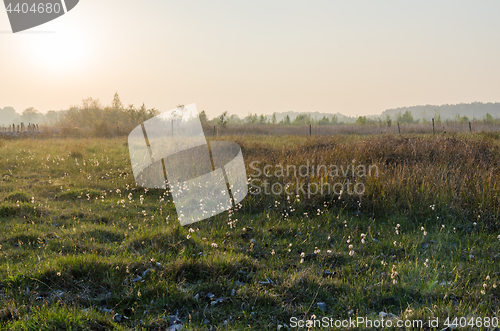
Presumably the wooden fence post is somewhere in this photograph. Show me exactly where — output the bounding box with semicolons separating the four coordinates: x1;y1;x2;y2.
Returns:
432;118;435;135
309;124;312;136
469;122;472;132
398;122;401;135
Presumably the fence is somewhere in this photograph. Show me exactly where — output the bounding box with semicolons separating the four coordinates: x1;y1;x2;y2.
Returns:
3;120;499;139
0;122;40;138
208;120;500;137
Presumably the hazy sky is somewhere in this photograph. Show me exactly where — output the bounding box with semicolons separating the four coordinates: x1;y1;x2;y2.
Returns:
1;0;499;118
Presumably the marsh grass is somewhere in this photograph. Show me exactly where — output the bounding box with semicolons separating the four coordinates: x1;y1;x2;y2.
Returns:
0;135;498;330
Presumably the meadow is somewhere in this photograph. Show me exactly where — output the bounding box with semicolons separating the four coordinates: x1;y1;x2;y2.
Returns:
0;133;499;330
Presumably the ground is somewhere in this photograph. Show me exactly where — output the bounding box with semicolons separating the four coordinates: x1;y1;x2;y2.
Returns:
0;135;499;330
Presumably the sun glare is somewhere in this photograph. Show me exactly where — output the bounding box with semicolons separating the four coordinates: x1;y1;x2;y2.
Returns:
24;29;88;73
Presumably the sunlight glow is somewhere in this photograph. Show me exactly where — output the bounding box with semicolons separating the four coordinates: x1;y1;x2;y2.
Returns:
24;29;88;73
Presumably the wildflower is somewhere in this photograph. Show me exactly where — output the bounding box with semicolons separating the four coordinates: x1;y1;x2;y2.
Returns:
361;239;366;244
391;265;399;284
300;252;305;258
349;250;355;256
424;259;429;268
348;244;353;250
493;284;497;289
481;290;486;295
271;249;275;255
211;243;218;248
393;241;397;247
486;275;490;281
187;234;191;239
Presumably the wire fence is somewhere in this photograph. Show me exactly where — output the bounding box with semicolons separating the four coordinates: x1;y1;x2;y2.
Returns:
208;121;500;137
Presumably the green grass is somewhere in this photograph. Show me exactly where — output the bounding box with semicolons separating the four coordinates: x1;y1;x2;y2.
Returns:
0;135;499;330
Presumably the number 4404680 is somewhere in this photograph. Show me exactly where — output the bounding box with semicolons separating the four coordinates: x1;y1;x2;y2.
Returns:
6;2;62;14
444;316;498;328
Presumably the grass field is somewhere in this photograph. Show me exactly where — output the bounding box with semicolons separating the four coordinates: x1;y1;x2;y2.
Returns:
0;134;500;330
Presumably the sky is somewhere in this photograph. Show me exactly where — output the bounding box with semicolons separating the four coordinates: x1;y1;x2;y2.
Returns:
1;0;500;119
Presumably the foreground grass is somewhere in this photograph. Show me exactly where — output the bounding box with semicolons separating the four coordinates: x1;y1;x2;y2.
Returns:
0;135;499;330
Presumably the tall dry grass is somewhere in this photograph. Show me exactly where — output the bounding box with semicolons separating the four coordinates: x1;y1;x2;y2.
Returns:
213;133;500;228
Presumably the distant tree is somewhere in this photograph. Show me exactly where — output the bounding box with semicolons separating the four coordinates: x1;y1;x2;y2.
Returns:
385;115;392;127
318;116;330;125
458;115;469;124
271;113;277;125
22;107;40;124
0;107;17;125
355;116;367;125
484;113;494;124
398;110;415;124
293;114;311;125
259;114;268;124
245;113;258;124
227;114;241;124
111;92;123;110
44;110;60;124
199;110;208;124
218;111;228;127
330;115;338;124
284;115;291;125
434;110;442;124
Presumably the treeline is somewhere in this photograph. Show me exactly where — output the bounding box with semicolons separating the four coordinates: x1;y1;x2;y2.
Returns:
208;109;500;127
3;97;500;137
381;102;500;121
0;107;60;126
58;93;159;137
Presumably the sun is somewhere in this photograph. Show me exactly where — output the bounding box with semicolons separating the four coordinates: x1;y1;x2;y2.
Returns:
24;28;89;73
